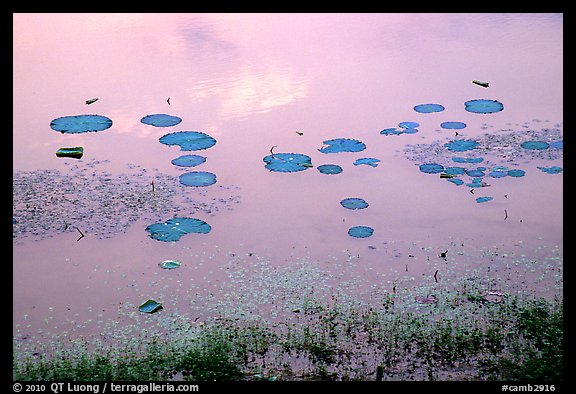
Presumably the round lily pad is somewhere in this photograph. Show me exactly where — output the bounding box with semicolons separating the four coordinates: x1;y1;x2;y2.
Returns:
138;299;163;313
447;178;464;185
317;164;343;174
159;131;217;151
464;99;504;114
402;128;419;134
399;121;420;129
380;128;404;136
419;163;445;174
340;198;369;210
141;114;182;127
537;166;563;174
353;158;381;167
440;121;467;129
520;141;549;150
507;169;526;177
145;217;212;242
319;138;366;153
549;140;563;149
50;114;113;134
489;170;508;178
263;153;312;173
444;139;479;152
475;196;493;203
159;260;181;269
452;157;484;163
348;226;374;238
444;167;466;175
179;171;217;187
413;103;445;113
171;154;207;168
465;168;485;177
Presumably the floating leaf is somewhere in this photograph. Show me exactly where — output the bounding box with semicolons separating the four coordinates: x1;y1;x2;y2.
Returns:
138;299;163;313
317;164;343;174
319;138;366;153
85;98;99;105
419;163;445;174
171;154;207;168
348;226;374;238
340;198;369;210
353;158;380;167
465;168;485;177
475;196;493;203
380;128;404;136
402;128;419;134
399;121;420;129
145;217;211;242
472;80;489;88
507;169;526;177
537;166;563;174
55;147;84;159
444;139;479;152
447;178;464;185
464;99;504;114
179;171;217;187
549;140;563;149
489;170;508;178
413;103;445;113
440;121;467;129
159;260;181;269
50;114;113;134
159;131;217;151
452;157;484;163
444;167;466;175
520;141;549;150
141;114;182;127
263;153;312;173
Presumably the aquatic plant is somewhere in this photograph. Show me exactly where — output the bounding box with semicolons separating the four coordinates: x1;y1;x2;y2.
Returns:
464;99;504;114
141;114;182;127
317;164;343;174
263;153;312;173
521;141;550;150
399;121;420;129
50;114;113;134
413;103;445;113
537;166;563;174
145;217;212;242
318;138;366;153
347;226;374;238
159;131;217;151
340;198;369;210
440;121;467;129
419;163;445;174
444;139;480;152
380;128;404;136
171;154;207;168
475;196;493;203
179;171;217;187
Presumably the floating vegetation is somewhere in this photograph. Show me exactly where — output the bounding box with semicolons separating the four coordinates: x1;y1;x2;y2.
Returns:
179;171;217;187
521;141;550;150
55;147;84;159
317;164;343;174
475;196;493;203
440;121;467;130
452;157;484;164
171;154;207;168
138;299;163;314
419;163;444;174
347;225;374;238
353;158;380;167
85;98;99;105
340;197;369;210
50;114;113;134
380;128;404;136
444;139;480;152
159;131;217;151
464;99;504;114
472;80;489;88
158;260;182;269
263;153;312;173
399;121;419;129
507;169;526;177
141;114;182;128
318;138;366;153
537;166;563;174
13;160;240;241
413;103;445;113
145;217;212;242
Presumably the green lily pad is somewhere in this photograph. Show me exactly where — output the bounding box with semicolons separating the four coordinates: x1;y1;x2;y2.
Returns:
55;147;84;159
159;260;181;269
50;114;113;134
138;299;163;313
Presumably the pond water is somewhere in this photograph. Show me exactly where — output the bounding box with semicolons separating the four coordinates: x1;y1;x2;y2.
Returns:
13;13;562;357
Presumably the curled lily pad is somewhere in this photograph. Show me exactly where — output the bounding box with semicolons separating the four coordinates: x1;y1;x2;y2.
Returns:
340;197;369;210
475;196;493;203
141;114;182;127
50;114;113;134
159;131;217;151
179;171;217;187
145;217;211;242
353;158;380;167
317;164;343;174
537;166;563;174
464;99;504;114
348;226;374;238
402;128;419;134
521;141;549;150
440;121;467;129
171;154;207;168
159;260;181;269
319;138;366;153
263;153;312;173
138;299;163;313
56;147;84;159
413;103;445;113
419;163;444;174
444;139;479;152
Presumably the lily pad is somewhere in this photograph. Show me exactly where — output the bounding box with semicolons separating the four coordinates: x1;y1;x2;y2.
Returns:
50;114;113;134
444;167;466;175
465;168;485;177
319;138;366;153
507;169;526;177
141;114;182;127
549;140;563;149
353;158;381;167
171;154;207;168
317;164;343;174
444;139;479;152
159;131;217;151
537;166;563;174
440;121;467;129
159;260;181;269
452;157;484;163
399;121;420;129
464;99;504;114
55;147;84;159
475;196;493;203
520;141;549;150
380;128;404;136
340;198;369;210
419;163;445;174
179;171;217;187
138;299;163;313
263;153;312;173
447;178;464;185
348;226;374;238
413;103;445;113
145;217;211;242
402;128;419;134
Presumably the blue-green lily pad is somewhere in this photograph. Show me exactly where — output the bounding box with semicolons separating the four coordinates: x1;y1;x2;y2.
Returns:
549;140;563;149
466;168;486;177
380;128;404;136
520;141;549;150
464;99;504;114
507;169;526;177
171;154;207;167
138;299;163;313
444;167;466;175
159;260;181;269
263;153;312;173
452;157;484;163
319;138;366;153
537;166;563;174
145;217;211;242
447;178;464;185
50;114;113;134
55;147;84;159
399;121;420;129
489;170;508;178
340;198;369;210
141;114;182;127
413;103;445;113
348;226;374;238
419;163;445;174
353;158;381;167
402;128;419;134
159;131;217;151
179;171;217;187
317;164;343;174
475;196;493;203
444;139;479;152
440;121;467;129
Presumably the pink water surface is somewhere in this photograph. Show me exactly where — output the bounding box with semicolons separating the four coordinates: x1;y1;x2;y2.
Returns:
13;13;562;341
